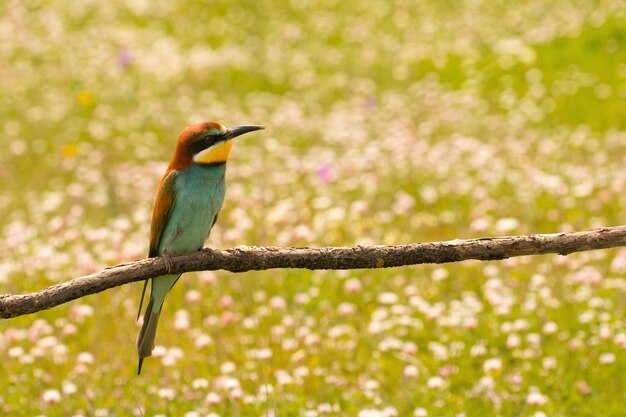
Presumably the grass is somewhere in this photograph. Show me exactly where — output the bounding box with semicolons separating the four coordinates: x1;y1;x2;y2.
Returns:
0;0;625;416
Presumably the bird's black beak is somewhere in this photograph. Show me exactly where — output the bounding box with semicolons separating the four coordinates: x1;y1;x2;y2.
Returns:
224;125;265;140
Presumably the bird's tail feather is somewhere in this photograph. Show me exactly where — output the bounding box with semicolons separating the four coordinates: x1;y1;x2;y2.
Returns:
137;279;149;321
136;274;179;374
136;297;161;375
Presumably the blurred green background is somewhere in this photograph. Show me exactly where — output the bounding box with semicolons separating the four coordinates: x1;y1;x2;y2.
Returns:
1;0;625;416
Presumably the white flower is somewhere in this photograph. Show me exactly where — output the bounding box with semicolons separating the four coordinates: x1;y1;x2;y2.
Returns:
173;309;190;330
478;376;495;390
483;358;503;374
77;352;95;365
495;217;519;232
42;389;61;404
62;381;77;395
269;296;287;310
378;292;399;305
431;268;448;281
414;407;428;417
194;333;213;348
204;392;222;405
526;389;548;406
382;407;398;417
542;322;558;335
427;376;446;389
403;365;419;379
470;343;487;357
599;352;616;364
152;345;167;357
358;409;381;417
363;379;379;391
184;289;202;303
258;384;274;401
506;334;521;349
215;376;240;391
275;370;293;385
317;403;332;413
337;302;356;316
255;348;273;360
8;347;24;358
220;361;236;374
191;378;209;389
157;388;175;400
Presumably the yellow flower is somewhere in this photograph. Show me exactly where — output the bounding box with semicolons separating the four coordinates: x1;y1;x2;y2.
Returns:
77;91;95;106
62;143;78;158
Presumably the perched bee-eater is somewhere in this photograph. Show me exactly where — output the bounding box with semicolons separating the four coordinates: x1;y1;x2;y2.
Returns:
136;121;264;374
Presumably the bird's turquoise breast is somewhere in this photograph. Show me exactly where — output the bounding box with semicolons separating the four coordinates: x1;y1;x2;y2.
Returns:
158;164;226;254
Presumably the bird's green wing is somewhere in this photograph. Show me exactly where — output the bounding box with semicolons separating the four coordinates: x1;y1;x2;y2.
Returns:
137;170;179;320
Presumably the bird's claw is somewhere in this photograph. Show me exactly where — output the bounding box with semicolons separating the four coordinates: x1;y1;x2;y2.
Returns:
162;251;174;274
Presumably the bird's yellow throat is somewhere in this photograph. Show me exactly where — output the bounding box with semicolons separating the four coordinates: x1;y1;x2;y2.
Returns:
193;140;233;164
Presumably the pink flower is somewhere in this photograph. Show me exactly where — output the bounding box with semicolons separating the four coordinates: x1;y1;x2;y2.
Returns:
317;165;333;183
220;311;238;325
402;342;418;355
462;317;478;329
69;304;94;322
198;271;217;284
576;380;593;395
610;249;626;273
219;295;234;309
118;49;132;68
344;278;363;293
269;296;287;310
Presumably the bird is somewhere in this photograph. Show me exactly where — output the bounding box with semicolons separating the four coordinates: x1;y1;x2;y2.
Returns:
136;121;264;374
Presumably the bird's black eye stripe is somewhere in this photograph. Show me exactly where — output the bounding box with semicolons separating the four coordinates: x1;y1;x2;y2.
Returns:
188;138;208;155
188;131;226;155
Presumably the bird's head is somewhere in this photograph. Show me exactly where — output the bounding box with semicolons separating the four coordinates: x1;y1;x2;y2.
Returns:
169;122;264;169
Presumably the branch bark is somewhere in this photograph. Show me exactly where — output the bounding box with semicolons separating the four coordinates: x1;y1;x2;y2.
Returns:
2;225;625;319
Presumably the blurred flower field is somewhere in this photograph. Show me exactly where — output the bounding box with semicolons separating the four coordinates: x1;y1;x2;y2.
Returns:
1;0;626;416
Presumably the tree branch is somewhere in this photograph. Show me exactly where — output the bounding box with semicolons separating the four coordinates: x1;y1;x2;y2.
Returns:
2;225;626;319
